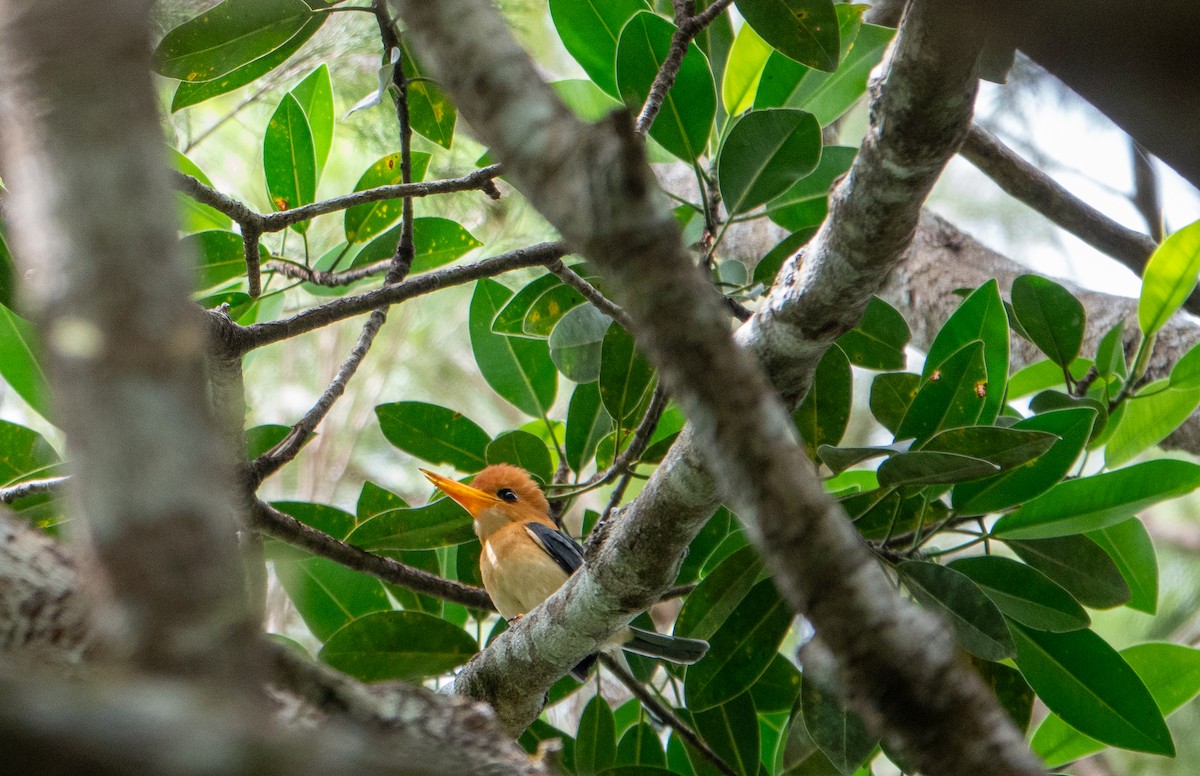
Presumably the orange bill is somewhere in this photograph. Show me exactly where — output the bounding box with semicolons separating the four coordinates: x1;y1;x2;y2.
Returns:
419;469;500;518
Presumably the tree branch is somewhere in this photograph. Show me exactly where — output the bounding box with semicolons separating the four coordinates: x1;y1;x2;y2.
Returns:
0;476;68;505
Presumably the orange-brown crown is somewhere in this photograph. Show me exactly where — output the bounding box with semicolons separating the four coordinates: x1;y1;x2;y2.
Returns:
467;464;550;515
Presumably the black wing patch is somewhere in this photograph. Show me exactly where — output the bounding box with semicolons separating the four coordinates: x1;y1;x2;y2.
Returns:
526;522;584;576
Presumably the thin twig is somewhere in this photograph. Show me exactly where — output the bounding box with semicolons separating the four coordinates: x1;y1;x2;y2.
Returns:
216;242;568;354
598;653;738;776
373;0;419;284
251;499;494;609
0;476;68;504
545;259;633;330
635;0;734;134
264;257;392;286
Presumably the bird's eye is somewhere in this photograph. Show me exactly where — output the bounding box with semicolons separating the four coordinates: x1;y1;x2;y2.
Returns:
497;488;518;502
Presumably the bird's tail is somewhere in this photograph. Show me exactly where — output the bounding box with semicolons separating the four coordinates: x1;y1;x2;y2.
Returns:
622;626;709;664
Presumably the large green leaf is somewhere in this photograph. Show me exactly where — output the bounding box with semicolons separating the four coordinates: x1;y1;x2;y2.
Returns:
1010;623;1173;756
764;146;857;231
922;280;1008;424
948;556;1089;632
0;304;51;422
722;22;772;116
550;304;611;383
153;0;313;82
800;672;877;775
615;722;667;768
834;296;909;371
675;544;764;640
876;451;998;487
1138;217;1200;336
470;279;558;417
868;371;919;435
674;508;735;586
599;324;655;427
1005;535;1130;609
183;230;255;289
375;401;490;472
685;578;791;710
1104;380;1200;466
691;692;761;776
1033;643;1200;766
289;64;335;177
1087;518;1158;614
171;14;325;111
348;495;476;551
576;695;618;775
524;284;587;337
616;12;716;161
318;611;477;682
343;152;431;243
276;556;391;641
550;0;649;97
263;92;316;221
898;561;1015;660
565;381;614;472
794;345;851;459
492;274;561;336
952;407;1096;516
486;430;553;484
991;460;1200;540
1010;275;1085;368
921;426;1058;469
717;109;821;215
735;0;840;72
408;218;483;274
398;39;458;149
894;341;987;444
750;654;802;714
754;17;893;125
171;150;232;232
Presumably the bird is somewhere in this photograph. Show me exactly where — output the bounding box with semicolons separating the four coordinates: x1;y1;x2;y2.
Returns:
420;463;708;680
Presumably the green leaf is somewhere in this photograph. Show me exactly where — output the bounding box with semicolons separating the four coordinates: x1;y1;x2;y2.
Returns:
492;274;562;336
816;442;901;476
868;371;919;435
525;284;587;337
183;230;251;289
1104;380;1200;466
343;152;431;243
1087;518;1157;614
171;150;232;232
375;401;490;472
752;228;815;286
245;424;292;460
685;578;791;710
764;146;857;231
599;324;655;426
877;451;998;487
971;658;1035;732
171;14;324;111
717;109;822;215
722;22;772;116
922;280;1008;424
409;218;483;274
952;407;1096;515
992;460;1200;539
289;64;334;178
576;695;618;775
551;305;611;384
1032;643;1200;766
1010;275;1085;368
676;544;764;640
1138;217;1200;335
754;17;892;125
276;556;390;641
894;341;987;444
486;430;553;484
153;0;313;82
0;227;12;309
550;0;650;97
615;722;667;768
691;692;761;776
566;381;615;472
399;39;457;149
674;508;735;586
1095;319;1129;381
898;561;1015;660
1006;358;1087;399
735;0;840;71
800;672;876;775
356;481;409;520
1010;623;1173;756
750;654;802;714
0;421;62;530
853;489;931;541
834;296;909;371
263;92;316;219
616;12;716;161
1005;535;1130;609
318;611;477;682
922;426;1058;469
470;279;559;417
948;556;1089;632
0;304;51;422
794;345;852;459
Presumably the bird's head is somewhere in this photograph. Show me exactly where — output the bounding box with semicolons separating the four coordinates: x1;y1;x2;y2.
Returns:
420;464;551;539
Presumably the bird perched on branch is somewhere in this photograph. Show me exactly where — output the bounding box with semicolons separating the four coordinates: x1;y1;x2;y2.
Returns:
421;464;708;679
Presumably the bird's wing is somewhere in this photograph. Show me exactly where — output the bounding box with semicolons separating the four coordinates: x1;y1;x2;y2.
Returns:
525;522;584;576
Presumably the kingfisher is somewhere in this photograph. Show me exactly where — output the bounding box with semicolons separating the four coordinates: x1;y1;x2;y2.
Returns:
421;464;708;679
